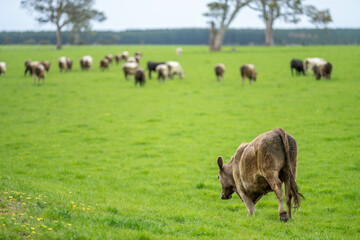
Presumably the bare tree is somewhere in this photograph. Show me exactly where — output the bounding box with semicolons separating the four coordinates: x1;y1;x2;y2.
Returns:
248;0;332;46
204;0;252;51
21;0;106;49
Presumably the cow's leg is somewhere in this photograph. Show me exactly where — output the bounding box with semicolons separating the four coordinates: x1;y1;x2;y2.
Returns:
265;174;288;222
242;76;245;84
237;192;255;216
285;180;293;219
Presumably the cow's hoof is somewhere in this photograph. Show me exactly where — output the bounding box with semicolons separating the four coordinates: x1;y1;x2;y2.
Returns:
280;212;289;222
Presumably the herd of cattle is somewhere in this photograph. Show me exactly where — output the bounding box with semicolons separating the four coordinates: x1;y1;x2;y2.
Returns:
0;49;332;86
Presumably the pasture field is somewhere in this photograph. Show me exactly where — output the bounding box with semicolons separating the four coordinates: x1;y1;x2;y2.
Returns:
0;44;359;239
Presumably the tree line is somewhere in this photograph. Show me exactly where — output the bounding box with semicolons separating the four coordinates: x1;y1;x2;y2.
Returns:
1;28;359;46
20;0;334;50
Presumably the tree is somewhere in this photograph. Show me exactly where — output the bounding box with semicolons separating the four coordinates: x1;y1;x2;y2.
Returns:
248;0;332;46
204;0;252;51
21;0;106;49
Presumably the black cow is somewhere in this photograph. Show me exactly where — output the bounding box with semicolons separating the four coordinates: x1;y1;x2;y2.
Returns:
147;61;165;79
290;59;305;76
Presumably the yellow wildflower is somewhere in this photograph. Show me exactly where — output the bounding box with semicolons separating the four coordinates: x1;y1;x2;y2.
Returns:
4;192;8;194
68;223;71;226
48;228;52;231
31;227;35;230
42;225;47;228
32;231;36;234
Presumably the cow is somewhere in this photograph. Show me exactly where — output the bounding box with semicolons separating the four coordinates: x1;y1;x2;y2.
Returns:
100;58;109;71
155;64;169;82
215;63;225;81
314;62;333;80
217;128;304;222
290;59;305;76
147;61;165;79
240;64;257;84
33;64;45;84
134;68;146;86
304;58;326;76
0;62;6;77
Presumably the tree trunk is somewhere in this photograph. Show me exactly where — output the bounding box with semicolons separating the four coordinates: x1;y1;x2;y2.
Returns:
265;20;274;46
56;26;62;50
209;22;225;51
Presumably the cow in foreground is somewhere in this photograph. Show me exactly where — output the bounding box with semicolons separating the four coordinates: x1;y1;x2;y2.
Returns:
217;128;304;222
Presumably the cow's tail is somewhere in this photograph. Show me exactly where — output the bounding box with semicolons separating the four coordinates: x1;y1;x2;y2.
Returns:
275;128;305;209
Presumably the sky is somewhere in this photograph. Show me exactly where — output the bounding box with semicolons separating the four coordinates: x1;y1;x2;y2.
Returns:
0;0;359;31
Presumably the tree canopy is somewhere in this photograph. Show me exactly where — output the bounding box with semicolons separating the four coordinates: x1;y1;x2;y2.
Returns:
21;0;106;49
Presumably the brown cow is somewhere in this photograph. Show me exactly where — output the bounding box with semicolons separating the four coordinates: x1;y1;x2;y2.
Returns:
215;63;225;81
217;128;304;222
134;68;146;86
240;64;257;84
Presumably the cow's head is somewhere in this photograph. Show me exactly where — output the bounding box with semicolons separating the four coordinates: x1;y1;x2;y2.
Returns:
217;156;236;200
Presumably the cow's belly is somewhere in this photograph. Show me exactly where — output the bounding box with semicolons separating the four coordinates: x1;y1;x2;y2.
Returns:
242;174;272;203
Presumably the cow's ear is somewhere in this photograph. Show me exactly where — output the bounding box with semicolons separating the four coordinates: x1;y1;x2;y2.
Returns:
217;156;223;170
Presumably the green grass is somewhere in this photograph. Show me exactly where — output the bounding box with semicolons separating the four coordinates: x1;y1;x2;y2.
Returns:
0;44;359;239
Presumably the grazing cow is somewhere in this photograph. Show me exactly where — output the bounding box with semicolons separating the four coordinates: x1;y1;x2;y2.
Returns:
155;64;169;82
41;61;51;72
240;64;257;84
80;55;93;71
33;64;45;84
290;59;305;76
215;63;225;81
0;62;6;77
304;58;326;75
100;58;109;71
25;61;40;76
147;61;165;79
115;54;122;65
66;58;73;71
166;61;184;79
121;51;129;61
134;68;146;86
176;47;182;57
217;128;304;222
314;62;332;80
105;54;114;63
122;62;138;80
58;56;67;72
